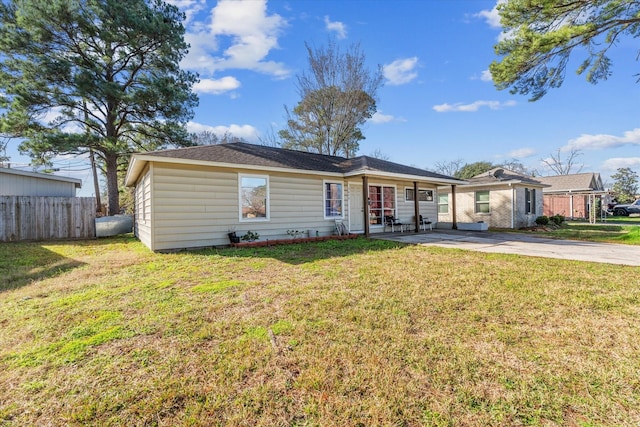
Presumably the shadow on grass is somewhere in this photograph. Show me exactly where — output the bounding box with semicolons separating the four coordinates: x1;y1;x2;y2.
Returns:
0;244;87;293
198;237;408;265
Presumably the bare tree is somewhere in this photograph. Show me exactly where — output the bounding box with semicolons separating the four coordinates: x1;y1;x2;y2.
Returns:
257;125;282;147
433;159;464;177
191;131;245;145
369;149;390;160
500;159;536;176
279;40;383;158
541;148;583;175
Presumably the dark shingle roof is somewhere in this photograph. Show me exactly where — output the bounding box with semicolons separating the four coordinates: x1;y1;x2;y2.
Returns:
137;142;460;182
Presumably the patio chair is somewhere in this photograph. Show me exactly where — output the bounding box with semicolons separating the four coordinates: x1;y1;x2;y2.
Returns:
335;219;348;236
384;215;404;232
419;215;433;231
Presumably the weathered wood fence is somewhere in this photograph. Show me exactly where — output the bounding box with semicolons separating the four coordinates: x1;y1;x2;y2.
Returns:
0;196;96;242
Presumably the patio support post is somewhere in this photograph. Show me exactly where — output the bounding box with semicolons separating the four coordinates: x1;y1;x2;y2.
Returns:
363;176;370;237
451;184;458;230
413;181;420;232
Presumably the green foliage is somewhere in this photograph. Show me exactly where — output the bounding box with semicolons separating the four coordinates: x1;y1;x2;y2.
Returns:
535;215;550;226
280;41;383;158
241;231;260;241
490;0;640;100
611;168;639;203
550;214;565;226
454;161;494;179
0;0;198;214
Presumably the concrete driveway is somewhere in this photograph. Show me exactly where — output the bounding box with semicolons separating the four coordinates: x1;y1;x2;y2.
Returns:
371;230;640;266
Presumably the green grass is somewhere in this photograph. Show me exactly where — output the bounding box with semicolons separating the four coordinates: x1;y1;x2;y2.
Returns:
1;236;640;426
504;221;640;245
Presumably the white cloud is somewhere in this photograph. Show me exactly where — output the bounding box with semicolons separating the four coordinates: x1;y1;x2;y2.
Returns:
165;0;206;24
193;76;241;94
186;121;260;142
324;16;347;39
475;2;502;29
370;111;395;124
564;128;640;151
602;157;640;171
180;0;289;80
508;148;536;158
470;69;493;82
383;57;418;86
432;100;516;112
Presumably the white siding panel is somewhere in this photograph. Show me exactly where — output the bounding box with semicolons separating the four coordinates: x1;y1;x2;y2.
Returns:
0;173;77;196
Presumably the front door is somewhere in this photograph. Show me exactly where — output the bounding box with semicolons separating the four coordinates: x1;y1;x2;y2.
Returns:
348;183;364;232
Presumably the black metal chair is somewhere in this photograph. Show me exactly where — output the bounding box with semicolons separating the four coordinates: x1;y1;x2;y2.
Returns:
419;215;433;231
384;215;404;232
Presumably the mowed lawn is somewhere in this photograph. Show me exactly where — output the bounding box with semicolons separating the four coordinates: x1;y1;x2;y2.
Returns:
1;237;640;426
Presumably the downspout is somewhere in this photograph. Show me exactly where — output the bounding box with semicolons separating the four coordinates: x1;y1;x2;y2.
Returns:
510;183;515;229
451;184;457;229
363;176;370;237
413;181;419;232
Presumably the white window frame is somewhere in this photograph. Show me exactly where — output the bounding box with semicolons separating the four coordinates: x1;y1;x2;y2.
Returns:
368;184;397;226
238;173;270;222
323;180;344;219
437;193;449;214
475;190;490;214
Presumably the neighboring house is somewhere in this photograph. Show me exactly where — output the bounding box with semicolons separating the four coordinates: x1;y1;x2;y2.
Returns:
438;168;547;229
0;167;81;196
124;142;464;251
536;173;605;219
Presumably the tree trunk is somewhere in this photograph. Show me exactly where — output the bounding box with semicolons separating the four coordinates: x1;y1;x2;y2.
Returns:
105;153;120;216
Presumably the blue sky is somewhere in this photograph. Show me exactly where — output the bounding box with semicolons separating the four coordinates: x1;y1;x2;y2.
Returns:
4;0;640;196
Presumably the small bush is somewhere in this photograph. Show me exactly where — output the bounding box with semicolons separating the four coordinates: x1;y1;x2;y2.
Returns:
535;215;549;226
550;214;565;226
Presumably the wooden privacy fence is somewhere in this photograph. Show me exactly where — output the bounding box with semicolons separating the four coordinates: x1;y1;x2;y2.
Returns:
0;196;96;242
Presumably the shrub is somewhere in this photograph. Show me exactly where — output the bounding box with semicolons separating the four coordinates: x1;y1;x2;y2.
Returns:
535;215;549;226
550;214;565;226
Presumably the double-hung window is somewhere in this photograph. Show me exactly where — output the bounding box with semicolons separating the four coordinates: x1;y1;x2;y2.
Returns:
437;193;449;214
239;174;269;221
324;181;343;218
475;190;490;214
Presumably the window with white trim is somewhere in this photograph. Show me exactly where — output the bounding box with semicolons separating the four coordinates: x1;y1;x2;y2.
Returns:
369;185;396;225
437;193;449;214
324;181;343;218
239;174;269;221
475;190;490;213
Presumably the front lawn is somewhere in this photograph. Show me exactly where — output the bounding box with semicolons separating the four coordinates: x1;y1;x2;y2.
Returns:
505;221;640;245
1;237;639;426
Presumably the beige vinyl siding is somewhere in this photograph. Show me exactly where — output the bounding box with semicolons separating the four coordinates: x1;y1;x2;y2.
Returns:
148;163;343;251
365;179;438;233
0;172;77;196
134;166;152;249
